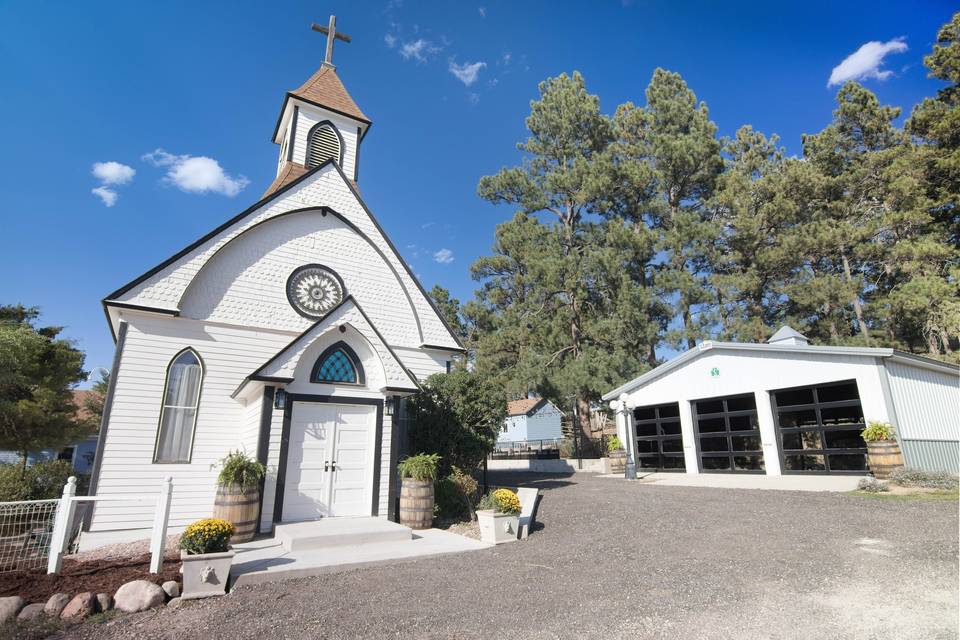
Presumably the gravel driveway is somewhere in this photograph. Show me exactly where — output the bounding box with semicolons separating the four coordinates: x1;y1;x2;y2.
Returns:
65;473;958;640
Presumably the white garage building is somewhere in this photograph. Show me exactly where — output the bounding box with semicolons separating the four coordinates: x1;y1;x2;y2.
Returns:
603;327;960;476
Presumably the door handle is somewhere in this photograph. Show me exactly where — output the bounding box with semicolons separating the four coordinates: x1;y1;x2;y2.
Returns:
330;461;337;471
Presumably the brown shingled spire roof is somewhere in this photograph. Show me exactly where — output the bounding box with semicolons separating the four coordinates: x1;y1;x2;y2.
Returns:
290;65;370;124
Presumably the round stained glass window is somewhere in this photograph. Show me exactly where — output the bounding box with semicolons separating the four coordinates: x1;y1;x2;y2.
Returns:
286;265;344;319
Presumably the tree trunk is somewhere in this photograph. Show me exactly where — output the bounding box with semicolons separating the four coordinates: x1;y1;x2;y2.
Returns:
577;396;592;442
841;250;870;341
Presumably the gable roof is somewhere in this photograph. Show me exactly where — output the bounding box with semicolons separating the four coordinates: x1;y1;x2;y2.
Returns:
234;295;419;397
507;398;546;417
290;65;370;124
102;160;464;351
264;161;360;199
602;339;960;402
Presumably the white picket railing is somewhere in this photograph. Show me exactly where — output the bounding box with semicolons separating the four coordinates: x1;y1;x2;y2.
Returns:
46;475;173;575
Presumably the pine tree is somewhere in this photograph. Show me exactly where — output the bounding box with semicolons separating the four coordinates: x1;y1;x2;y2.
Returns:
474;72;614;438
632;69;723;349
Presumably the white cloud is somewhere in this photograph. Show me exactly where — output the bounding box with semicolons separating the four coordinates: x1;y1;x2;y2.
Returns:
399;38;440;62
91;186;118;207
468;92;480;105
478;7;486;17
142;148;249;197
91;161;135;185
448;59;486;86
828;38;908;87
500;52;512;66
421;221;435;229
433;248;454;264
384;33;397;48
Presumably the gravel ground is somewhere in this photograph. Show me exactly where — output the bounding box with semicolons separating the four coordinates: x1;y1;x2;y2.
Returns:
62;473;958;640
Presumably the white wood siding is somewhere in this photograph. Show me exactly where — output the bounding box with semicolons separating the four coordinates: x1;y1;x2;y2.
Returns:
91;315;294;531
392;346;448;381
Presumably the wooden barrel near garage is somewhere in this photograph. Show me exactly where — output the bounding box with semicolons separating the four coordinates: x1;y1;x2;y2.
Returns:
399;479;434;530
866;441;904;480
608;449;627;474
213;484;260;543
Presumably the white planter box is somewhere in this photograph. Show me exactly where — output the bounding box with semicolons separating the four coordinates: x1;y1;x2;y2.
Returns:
476;510;520;544
180;549;234;599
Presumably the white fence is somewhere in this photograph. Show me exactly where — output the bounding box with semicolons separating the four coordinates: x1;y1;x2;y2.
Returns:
0;476;173;575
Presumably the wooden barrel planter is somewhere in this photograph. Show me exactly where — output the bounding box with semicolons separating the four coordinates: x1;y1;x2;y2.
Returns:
399;478;434;530
608;449;627;474
867;440;904;480
212;484;260;543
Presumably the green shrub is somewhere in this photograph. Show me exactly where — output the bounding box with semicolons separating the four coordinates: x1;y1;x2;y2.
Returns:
607;436;623;453
861;421;895;442
434;467;479;520
888;467;959;490
212;450;265;491
857;477;889;493
398;453;441;481
0;460;76;501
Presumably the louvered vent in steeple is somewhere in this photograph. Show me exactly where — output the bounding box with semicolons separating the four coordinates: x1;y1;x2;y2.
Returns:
306;123;342;168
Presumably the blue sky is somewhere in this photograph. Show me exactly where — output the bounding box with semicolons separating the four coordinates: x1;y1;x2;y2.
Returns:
0;0;954;384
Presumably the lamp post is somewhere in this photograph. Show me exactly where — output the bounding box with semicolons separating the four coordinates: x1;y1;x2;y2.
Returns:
610;394;637;480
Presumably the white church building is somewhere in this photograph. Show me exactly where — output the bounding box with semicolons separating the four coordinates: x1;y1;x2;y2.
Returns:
86;30;464;534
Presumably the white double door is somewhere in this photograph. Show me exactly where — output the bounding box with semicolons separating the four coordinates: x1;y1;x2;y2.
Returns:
283;401;376;521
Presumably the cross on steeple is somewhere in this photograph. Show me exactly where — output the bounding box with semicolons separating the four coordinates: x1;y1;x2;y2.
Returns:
311;15;351;68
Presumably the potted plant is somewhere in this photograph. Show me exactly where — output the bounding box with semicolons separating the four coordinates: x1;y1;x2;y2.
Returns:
476;488;521;544
606;436;627;474
211;450;265;543
398;453;441;529
179;518;235;599
861;421;904;479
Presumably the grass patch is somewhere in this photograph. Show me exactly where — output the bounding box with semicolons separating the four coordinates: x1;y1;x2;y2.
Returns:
848;487;959;502
0;618;64;640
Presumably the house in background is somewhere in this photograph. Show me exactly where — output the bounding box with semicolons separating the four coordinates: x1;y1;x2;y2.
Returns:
499;398;565;444
604;326;959;475
0;390;99;473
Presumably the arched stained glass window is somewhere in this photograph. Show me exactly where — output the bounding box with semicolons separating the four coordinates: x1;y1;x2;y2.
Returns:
311;342;364;385
154;348;203;463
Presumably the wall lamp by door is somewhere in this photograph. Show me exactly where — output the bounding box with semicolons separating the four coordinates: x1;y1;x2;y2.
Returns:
274;389;288;410
385;396;395;416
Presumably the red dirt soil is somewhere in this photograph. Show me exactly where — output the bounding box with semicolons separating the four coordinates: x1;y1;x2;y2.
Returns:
0;552;181;603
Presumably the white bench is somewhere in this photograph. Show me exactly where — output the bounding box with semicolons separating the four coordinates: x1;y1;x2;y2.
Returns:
515;487;541;540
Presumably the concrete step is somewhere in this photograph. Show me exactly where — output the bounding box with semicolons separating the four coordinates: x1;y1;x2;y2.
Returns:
274;517;412;552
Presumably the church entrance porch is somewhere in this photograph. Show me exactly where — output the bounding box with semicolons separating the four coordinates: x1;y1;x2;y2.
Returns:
278;397;382;523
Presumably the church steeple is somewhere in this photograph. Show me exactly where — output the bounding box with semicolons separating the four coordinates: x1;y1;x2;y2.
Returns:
267;15;371;197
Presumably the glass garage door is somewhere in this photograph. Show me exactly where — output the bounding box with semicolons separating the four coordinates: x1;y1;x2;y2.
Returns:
693;394;765;473
632;403;685;471
772;380;868;474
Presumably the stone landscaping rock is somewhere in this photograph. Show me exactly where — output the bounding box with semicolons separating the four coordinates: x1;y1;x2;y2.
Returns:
166;597;182;609
96;593;113;612
0;596;25;624
44;593;71;618
60;592;96;620
113;580;165;613
162;581;180;599
17;603;45;621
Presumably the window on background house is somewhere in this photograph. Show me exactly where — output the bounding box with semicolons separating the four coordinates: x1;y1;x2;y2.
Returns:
154;349;203;463
306;123;342;168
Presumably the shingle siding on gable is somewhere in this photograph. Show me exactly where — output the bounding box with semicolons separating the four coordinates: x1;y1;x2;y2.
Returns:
178;212;420;345
109;164;458;350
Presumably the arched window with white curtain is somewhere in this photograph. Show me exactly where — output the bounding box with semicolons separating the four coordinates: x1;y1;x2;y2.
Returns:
154;348;203;463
